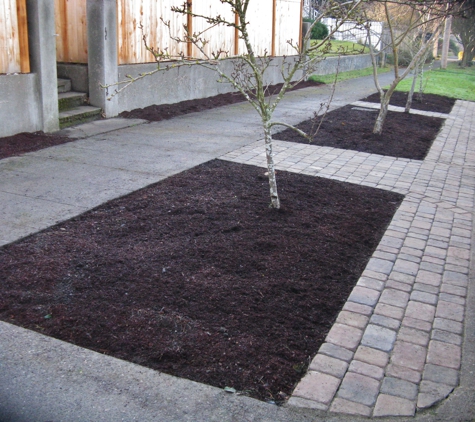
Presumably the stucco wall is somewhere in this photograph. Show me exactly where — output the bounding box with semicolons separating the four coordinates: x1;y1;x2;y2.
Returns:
311;54;373;75
0;74;42;137
116;57;303;113
116;55;372;113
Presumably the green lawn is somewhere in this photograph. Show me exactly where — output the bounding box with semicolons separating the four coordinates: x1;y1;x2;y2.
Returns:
394;62;475;102
309;66;391;84
309;61;475;102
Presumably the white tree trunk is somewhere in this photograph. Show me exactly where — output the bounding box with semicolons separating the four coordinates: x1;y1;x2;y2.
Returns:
373;95;390;135
405;62;419;113
263;122;280;209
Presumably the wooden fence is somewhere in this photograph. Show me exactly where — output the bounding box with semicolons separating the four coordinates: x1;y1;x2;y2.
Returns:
1;0;301;70
117;0;188;65
117;0;302;64
55;0;88;63
0;0;29;74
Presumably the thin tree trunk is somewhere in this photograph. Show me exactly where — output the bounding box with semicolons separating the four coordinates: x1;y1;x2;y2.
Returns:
405;62;419;113
417;59;426;101
373;96;390;135
263;122;280;209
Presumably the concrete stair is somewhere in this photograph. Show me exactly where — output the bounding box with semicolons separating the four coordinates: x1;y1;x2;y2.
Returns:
57;78;102;129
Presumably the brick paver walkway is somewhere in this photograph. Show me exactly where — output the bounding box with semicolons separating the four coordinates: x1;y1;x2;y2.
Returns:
220;100;475;417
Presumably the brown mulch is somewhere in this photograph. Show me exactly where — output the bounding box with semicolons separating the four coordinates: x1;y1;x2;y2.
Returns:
119;81;321;121
0;131;75;160
272;99;451;160
362;91;456;114
0;86;453;403
0;159;403;403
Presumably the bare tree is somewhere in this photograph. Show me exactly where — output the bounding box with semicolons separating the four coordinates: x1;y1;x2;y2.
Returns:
364;0;449;134
452;0;475;67
108;0;365;209
402;18;436;112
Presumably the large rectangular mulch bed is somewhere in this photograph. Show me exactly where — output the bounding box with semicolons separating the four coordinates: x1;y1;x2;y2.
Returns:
0;159;403;403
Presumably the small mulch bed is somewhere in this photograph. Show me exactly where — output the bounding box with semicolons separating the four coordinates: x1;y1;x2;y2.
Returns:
0;131;74;160
118;81;321;121
362;91;456;114
272;99;451;160
0;159;403;403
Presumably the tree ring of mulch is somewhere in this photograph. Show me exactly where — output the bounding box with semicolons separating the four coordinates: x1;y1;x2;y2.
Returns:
362;91;456;114
0;159;403;403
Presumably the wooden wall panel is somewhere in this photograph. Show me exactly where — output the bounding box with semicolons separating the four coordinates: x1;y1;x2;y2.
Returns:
116;0;301;65
117;0;187;65
239;0;273;57
0;0;21;73
16;0;29;72
190;0;236;59
275;0;301;56
55;0;88;64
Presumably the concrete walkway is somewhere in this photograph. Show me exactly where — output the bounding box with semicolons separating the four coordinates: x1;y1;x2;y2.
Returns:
1;74;474;421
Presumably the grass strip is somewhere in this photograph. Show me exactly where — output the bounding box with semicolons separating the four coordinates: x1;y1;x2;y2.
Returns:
309;66;391;84
394;62;475;102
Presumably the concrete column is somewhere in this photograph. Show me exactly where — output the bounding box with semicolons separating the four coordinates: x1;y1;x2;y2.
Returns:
87;0;119;117
26;0;59;133
441;16;452;70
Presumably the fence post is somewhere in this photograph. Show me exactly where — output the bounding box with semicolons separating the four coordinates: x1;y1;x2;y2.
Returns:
87;0;119;117
26;0;59;132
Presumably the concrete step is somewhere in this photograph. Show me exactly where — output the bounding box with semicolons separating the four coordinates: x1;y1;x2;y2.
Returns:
58;91;88;112
59;105;102;129
57;78;72;93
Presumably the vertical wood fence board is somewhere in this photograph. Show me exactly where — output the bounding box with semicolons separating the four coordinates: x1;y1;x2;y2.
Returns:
54;0;66;62
16;0;29;72
5;0;17;72
76;0;87;62
0;0;7;73
275;0;301;56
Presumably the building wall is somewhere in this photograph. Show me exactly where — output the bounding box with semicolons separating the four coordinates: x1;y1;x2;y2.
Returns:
116;56;303;113
311;54;373;75
0;74;42;136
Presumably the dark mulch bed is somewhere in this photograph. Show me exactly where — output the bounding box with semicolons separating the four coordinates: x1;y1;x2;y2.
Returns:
362;91;456;114
273;102;448;160
0;159;403;403
0;131;75;160
119;81;321;122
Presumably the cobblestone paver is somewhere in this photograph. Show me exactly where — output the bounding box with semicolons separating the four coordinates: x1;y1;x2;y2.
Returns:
220;100;475;417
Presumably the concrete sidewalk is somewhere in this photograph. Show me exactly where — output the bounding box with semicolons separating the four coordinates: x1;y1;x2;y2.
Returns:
1;74;474;421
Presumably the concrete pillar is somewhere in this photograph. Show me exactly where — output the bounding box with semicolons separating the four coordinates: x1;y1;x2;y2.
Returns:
441;16;452;70
26;0;59;133
87;0;119;117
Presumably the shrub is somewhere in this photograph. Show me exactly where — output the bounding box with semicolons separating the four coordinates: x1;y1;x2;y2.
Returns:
303;18;329;40
386;49;432;66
